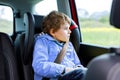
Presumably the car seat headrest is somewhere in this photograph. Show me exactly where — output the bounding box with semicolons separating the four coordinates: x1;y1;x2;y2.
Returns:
85;52;120;80
70;19;78;30
33;15;44;34
110;0;120;29
110;47;120;55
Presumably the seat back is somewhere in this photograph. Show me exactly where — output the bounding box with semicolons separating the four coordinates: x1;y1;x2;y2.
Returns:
70;19;81;54
110;0;120;29
14;32;25;80
23;12;35;64
84;48;120;80
15;13;45;80
23;12;35;80
14;12;35;80
34;15;44;34
0;32;19;80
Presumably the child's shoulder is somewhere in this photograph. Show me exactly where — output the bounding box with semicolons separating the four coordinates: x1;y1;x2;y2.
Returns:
35;33;54;42
35;33;47;41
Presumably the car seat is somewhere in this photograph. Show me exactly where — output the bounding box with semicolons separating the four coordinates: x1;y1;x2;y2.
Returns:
70;19;81;54
15;11;81;80
84;48;120;80
33;16;81;80
0;32;19;80
14;12;35;80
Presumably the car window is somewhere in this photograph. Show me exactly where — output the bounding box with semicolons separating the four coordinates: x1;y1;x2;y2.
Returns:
0;5;13;35
75;0;120;47
34;0;58;15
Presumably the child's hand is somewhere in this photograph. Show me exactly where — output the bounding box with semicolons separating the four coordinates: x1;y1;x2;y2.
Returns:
65;67;74;73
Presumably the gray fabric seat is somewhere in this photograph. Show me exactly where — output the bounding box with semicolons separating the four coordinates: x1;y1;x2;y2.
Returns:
14;13;45;80
0;32;19;80
14;12;35;80
84;48;120;80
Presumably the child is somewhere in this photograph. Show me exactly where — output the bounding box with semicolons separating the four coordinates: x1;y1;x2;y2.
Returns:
32;11;87;80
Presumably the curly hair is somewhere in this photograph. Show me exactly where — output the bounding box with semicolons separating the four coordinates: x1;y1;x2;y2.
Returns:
42;11;71;34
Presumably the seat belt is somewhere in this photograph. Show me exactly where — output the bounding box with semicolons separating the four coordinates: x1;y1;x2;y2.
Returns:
42;42;68;80
54;41;68;64
39;32;69;64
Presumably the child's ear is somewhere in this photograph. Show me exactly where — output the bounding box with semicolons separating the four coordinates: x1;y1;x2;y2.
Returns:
50;29;55;37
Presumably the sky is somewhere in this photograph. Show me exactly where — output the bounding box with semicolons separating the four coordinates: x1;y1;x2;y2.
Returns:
75;0;113;15
0;6;13;21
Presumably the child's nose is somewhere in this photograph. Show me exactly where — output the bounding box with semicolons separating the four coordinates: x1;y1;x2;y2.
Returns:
68;29;71;34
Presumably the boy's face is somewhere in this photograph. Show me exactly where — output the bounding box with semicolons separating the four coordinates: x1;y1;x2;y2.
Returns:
51;22;71;42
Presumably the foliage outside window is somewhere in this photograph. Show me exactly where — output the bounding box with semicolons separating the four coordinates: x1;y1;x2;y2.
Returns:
75;0;120;47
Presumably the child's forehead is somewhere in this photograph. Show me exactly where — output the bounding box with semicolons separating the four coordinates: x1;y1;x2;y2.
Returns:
62;20;70;25
61;22;70;27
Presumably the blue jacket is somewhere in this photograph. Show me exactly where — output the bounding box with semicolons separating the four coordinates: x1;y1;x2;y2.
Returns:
32;34;82;80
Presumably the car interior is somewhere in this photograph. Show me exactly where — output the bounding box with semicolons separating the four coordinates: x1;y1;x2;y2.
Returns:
0;0;120;80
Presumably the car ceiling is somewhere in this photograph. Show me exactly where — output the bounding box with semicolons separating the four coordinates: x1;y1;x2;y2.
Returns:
0;0;43;12
0;0;42;5
0;0;43;18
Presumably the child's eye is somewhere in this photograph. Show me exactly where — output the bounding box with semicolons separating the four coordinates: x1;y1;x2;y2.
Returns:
64;27;68;30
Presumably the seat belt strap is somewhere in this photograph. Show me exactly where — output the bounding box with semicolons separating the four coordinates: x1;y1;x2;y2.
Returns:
54;42;68;64
42;42;68;80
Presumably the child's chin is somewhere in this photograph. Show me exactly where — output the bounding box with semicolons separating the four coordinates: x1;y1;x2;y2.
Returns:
64;40;69;42
60;40;66;43
60;39;69;42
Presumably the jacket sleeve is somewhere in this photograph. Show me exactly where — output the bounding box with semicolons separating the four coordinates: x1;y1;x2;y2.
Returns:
32;38;65;78
69;42;82;66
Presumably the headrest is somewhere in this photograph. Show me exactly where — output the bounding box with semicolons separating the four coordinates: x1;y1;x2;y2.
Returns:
85;52;120;80
33;15;44;34
69;19;80;54
110;0;120;29
33;15;78;33
70;19;78;30
33;15;80;55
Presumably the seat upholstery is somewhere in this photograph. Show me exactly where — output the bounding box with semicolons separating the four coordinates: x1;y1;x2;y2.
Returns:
34;15;44;34
23;12;35;80
14;12;35;80
110;0;120;29
23;12;35;64
70;19;81;54
0;32;19;80
14;13;45;80
84;48;120;80
14;32;25;80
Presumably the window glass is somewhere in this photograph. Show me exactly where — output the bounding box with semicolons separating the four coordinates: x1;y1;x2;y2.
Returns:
0;5;13;35
34;0;58;15
75;0;120;47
